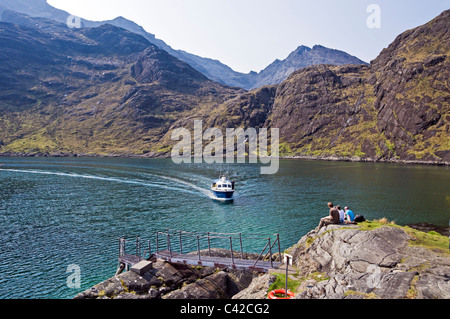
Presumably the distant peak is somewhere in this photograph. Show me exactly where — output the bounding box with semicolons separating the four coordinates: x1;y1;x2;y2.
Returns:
112;16;127;22
293;45;311;54
312;45;328;50
285;45;311;60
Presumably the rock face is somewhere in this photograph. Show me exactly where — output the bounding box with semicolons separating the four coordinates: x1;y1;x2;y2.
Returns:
244;223;450;299
231;273;276;299
266;9;450;163
198;10;448;164
290;225;450;299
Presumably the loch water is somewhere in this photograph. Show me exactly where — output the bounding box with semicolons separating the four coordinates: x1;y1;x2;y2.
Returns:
0;157;448;299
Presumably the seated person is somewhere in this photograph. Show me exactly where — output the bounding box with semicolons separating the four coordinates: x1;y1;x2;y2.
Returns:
336;205;345;224
344;206;356;224
318;202;340;229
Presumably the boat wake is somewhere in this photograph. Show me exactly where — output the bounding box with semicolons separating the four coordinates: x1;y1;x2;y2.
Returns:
0;168;211;198
210;195;235;202
145;173;215;199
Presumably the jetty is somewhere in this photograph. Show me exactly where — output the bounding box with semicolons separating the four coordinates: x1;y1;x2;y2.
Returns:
117;229;282;274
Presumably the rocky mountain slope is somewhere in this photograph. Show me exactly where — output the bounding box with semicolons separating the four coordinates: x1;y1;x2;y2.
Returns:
197;9;449;164
0;12;242;155
0;8;448;164
0;0;367;89
252;45;367;89
0;0;68;21
274;9;449;163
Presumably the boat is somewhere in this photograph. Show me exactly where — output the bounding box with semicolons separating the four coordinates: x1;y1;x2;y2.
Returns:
211;176;235;200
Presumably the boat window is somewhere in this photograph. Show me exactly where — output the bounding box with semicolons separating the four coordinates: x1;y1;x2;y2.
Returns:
217;185;222;188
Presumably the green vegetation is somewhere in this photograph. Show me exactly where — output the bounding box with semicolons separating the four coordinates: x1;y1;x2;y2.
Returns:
357;219;450;255
356;218;397;230
404;227;450;255
406;275;420;299
279;142;294;156
344;290;379;299
268;273;300;293
407;129;450;160
268;271;329;294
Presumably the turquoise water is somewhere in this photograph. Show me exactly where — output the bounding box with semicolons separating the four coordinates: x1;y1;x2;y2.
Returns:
0;157;448;299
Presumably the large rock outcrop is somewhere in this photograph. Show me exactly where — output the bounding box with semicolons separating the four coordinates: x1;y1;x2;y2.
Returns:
193;10;449;164
266;9;450;163
236;223;450;299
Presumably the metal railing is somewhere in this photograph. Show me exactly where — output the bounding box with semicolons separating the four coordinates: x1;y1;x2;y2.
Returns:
118;229;281;270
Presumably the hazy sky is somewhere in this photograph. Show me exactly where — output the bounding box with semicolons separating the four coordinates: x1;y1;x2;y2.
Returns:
48;0;449;73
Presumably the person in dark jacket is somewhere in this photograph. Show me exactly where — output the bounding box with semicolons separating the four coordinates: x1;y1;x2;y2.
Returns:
318;202;340;229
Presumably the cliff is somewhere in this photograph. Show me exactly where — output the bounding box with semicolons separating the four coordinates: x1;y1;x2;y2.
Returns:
76;221;450;299
252;9;449;163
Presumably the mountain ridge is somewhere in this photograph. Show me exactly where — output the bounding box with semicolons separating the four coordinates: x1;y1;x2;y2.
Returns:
269;10;449;163
0;7;448;164
0;0;367;90
254;44;367;89
193;9;449;164
0;13;243;155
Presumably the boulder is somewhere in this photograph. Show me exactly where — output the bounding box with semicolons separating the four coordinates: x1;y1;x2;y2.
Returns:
231;274;276;299
162;271;232;299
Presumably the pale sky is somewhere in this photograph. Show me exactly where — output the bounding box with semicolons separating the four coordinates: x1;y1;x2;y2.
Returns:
48;0;450;73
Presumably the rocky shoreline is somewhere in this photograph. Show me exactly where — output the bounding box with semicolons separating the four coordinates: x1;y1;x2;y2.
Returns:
74;249;262;300
1;152;448;166
281;155;450;166
75;221;450;299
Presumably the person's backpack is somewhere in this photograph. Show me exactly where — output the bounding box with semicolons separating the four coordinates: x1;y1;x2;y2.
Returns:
354;215;366;222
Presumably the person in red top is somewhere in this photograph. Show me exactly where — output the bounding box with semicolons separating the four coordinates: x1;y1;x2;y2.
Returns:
318;202;340;229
